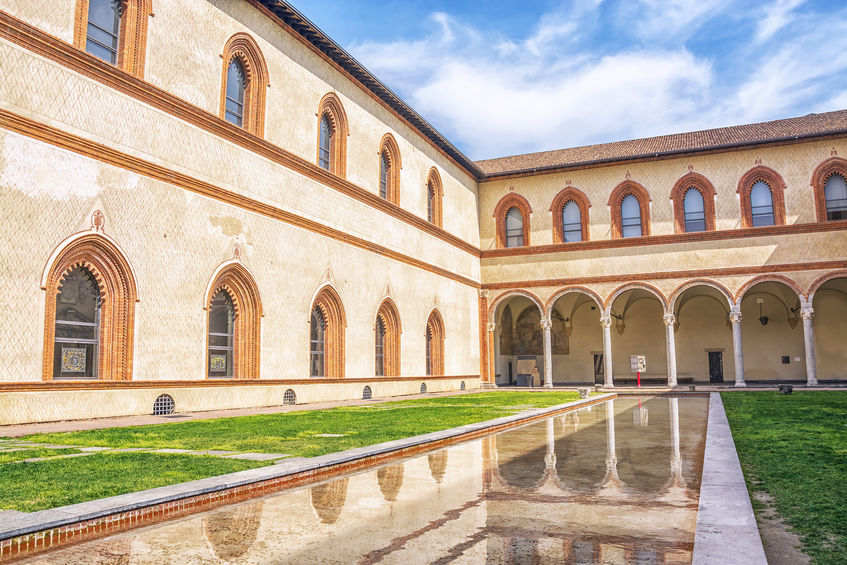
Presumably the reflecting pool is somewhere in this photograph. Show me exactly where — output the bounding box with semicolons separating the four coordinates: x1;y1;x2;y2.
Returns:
22;396;709;564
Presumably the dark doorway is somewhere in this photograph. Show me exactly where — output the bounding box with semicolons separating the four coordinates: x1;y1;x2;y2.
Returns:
593;354;604;384
508;361;514;385
708;351;723;383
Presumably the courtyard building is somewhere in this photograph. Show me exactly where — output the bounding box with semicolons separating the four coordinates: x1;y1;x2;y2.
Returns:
0;0;846;425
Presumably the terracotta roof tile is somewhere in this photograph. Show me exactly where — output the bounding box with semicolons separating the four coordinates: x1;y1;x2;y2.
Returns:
476;109;847;176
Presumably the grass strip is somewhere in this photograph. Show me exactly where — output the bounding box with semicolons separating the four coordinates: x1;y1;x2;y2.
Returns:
0;452;269;512
16;391;581;457
721;391;847;564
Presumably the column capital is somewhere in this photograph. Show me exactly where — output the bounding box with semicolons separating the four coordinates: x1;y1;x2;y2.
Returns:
600;314;612;328
478;289;490;299
540;316;552;330
663;312;676;326
729;306;742;324
800;306;814;320
486;321;496;333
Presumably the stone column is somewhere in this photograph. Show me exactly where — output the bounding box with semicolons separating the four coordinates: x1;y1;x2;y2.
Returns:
664;312;678;388
545;418;556;469
601;313;614;388
669;397;682;481
478;290;490;386
541;315;553;388
729;306;746;387
801;305;818;386
486;321;496;387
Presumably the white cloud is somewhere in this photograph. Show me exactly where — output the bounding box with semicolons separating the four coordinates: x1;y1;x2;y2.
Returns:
345;2;847;159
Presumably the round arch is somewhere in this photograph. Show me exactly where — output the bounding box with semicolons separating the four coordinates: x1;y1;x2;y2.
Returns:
545;286;603;317
489;289;544;318
735;274;805;303
605;282;668;310
668;279;733;311
807;270;847;300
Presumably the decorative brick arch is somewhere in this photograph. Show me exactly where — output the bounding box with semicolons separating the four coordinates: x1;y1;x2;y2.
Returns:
807;270;847;300
316;92;349;178
605;282;668;310
668;279;733;311
545;286;604;317
374;298;402;377
493;193;532;248
311;284;346;379
810;157;847;222
608;180;651;238
42;232;137;381
670;172;716;233
205;261;262;379
378;133;402;204
219;33;269;137
426;308;445;376
74;0;153;77
735;274;805;303
737;166;786;227
426;167;444;227
550;187;590;243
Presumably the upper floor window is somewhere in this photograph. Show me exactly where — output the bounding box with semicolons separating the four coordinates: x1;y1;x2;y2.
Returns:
378;134;402;204
620;195;642;237
750;180;774;227
316;93;349;177
53;266;101;379
608;180;651;239
85;0;121;64
74;0;151;77
737;166;786;228
219;34;269;137
208;290;234;378
550;187;590;243
224;58;246;128
824;173;847;221
494;193;532;248
426;167;443;227
505;208;524;247
683;188;706;232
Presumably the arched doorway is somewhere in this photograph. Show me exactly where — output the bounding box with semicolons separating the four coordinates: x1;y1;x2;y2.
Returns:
546;290;603;385
670;283;734;384
607;287;667;385
492;294;544;386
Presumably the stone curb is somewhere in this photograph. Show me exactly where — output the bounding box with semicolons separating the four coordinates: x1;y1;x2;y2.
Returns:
0;393;614;541
692;392;767;564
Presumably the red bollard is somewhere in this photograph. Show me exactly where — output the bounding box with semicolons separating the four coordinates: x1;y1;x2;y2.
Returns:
637;371;641;387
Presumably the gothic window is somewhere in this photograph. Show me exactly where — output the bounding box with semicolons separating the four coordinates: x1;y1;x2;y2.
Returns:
318;115;332;171
683;188;706;232
208;291;234;378
85;0;121;64
224;58;246;128
219;33;269;137
737;166;786;228
562;200;582;242
824;173;847;221
608;180;651;238
750;180;775;227
53;267;101;379
310;305;325;377
74;0;151;77
375;317;386;376
316;93;348;177
620;194;642;237
505;208;524;247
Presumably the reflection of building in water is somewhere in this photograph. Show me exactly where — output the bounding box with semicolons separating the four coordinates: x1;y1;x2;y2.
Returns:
428;450;448;483
377;464;404;502
310;478;349;525
202;501;263;562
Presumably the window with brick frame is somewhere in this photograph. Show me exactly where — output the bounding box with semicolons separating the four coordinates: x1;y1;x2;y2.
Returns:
219;33;269;137
375;298;401;377
316;93;349;177
810;157;847;222
311;285;346;379
378;134;402;204
74;0;151;77
426;167;443;227
670;172;716;233
608;180;651;238
494;193;532;248
550;187;590;243
737;166;786;228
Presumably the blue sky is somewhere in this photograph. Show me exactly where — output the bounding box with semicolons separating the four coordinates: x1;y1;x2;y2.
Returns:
294;1;847;160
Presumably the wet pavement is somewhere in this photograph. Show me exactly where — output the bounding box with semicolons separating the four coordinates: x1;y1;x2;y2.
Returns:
17;396;709;564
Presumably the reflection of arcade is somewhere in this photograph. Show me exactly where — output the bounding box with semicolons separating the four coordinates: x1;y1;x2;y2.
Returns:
202;501;264;562
483;397;705;562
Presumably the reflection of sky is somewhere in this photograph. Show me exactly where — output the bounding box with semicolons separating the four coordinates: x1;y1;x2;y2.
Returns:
290;1;847;159
22;396;708;564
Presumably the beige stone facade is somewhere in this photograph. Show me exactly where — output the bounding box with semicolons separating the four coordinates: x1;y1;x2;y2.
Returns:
0;0;845;423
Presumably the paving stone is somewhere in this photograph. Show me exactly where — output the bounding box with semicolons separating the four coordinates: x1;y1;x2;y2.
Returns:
149;448;195;454
191;450;240;456
78;447;111;452
224;452;291;461
108;448;150;452
21;453;92;463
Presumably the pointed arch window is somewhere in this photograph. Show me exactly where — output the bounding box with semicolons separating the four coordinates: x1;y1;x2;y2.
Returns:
375;299;401;377
378;134;401;204
311;286;346;379
824;173;847;221
426;310;445;376
208;290;235;378
426;168;443;227
608;180;651;238
505;208;524;247
379;151;390;199
53;266;101;379
219;33;269;137
316;93;349;177
310;305;325;377
224;58;246;128
737;166;786;228
683;188;706;232
43;232;137;381
562;201;582;242
74;0;151;77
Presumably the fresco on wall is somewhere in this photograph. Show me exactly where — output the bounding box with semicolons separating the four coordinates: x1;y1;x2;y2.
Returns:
499;306;514;355
500;306;569;356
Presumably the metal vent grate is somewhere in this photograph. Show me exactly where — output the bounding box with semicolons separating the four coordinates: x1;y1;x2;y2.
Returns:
420;383;427;394
362;386;372;400
283;389;296;405
153;394;175;416
460;381;466;390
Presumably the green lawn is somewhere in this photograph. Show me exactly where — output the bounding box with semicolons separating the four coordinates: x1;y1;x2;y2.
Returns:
16;391;580;456
721;391;847;564
1;391;581;512
0;453;268;512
